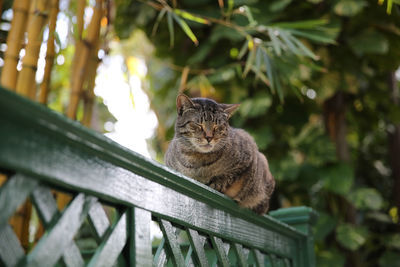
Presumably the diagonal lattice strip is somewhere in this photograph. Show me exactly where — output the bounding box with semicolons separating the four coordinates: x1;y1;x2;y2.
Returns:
21;193;96;267
158;219;186;266
251;249;265;267
0;225;25;266
87;202;110;240
232;243;249;266
31;185;85;267
210;236;230;267
0;174;38;229
87;212;128;267
154;237;168;266
187;228;209;267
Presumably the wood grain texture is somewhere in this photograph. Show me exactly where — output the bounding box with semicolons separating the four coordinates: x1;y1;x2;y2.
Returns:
210;236;230;267
130;207;152;266
158;219;185;267
0;174;37;229
31;185;85;267
88;212;128;267
0;225;24;267
88;201;110;239
153;238;168;267
23;194;96;267
187;228;209;267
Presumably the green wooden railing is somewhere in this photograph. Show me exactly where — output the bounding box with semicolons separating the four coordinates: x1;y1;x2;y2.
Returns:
0;87;318;267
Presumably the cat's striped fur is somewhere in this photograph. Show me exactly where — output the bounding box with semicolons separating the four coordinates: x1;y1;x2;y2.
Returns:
165;94;275;214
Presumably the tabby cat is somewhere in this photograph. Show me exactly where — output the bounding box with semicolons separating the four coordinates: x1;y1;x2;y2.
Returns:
165;94;275;215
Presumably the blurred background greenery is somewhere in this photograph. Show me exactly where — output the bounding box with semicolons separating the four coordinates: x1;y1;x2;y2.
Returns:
112;1;400;266
1;0;400;266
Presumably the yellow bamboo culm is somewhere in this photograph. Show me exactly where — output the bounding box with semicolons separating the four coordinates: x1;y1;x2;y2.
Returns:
67;0;103;119
81;42;101;127
70;0;86;87
39;0;60;104
16;0;51;99
0;0;30;90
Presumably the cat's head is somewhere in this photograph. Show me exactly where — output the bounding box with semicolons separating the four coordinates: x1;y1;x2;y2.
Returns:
175;94;239;153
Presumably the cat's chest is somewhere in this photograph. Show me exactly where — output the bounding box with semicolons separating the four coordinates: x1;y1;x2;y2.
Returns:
177;154;225;183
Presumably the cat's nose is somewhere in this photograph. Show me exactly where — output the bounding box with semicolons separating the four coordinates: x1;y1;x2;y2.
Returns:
205;136;213;143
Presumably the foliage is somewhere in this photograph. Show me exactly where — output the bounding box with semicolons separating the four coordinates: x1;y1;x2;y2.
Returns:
112;0;400;266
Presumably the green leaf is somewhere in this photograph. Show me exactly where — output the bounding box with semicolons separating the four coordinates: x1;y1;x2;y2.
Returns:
322;163;354;195
173;9;210;25
336;224;368;251
275;74;284;103
334;0;368;16
366;211;393;223
385;234;400;250
268;28;283;56
290;29;338;44
279;30;301;55
348;188;384;210
288;33;318;59
251;65;271;87
379;251;400;267
313;212;337;241
238;40;249;59
269;0;292;12
152;8;167;36
242;5;257;26
317;248;346;267
243;46;256;77
239;96;272;118
271;19;328;29
171;12;199;46
262;48;276;94
348;31;389;56
167;11;174;48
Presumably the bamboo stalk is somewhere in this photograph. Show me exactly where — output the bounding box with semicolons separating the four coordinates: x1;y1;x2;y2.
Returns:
67;0;103;119
39;0;59;104
77;0;85;39
0;0;30;90
81;44;101;127
70;0;86;87
16;0;51;99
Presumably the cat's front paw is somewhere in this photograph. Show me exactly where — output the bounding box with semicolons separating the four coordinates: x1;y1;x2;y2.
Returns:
207;180;223;192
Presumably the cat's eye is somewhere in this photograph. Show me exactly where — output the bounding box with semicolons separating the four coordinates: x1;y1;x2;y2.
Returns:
214;125;225;133
188;122;202;131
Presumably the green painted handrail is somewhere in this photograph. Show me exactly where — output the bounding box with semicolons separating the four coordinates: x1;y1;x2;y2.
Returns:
0;87;318;267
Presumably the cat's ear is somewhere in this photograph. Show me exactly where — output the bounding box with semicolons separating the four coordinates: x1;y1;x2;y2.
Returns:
176;94;195;115
222;103;240;118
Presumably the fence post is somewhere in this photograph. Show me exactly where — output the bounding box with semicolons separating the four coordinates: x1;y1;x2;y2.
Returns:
270;206;318;267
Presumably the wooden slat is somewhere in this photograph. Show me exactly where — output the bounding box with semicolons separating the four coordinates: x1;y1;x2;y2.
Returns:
0;225;24;267
0;174;37;229
22;194;96;267
130;207;152;266
62;243;85;267
232;243;247;267
31;186;58;227
184;245;195;267
88;201;110;239
252;249;265;267
153;238;168;267
31;185;85;267
158;219;185;267
0;87;303;258
87;212;128;267
187;228;209;267
210;236;230;267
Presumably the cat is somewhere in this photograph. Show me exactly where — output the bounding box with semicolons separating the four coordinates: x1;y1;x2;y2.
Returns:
164;94;275;215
